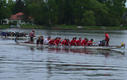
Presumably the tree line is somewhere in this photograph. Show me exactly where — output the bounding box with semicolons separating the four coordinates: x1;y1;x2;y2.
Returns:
0;0;126;26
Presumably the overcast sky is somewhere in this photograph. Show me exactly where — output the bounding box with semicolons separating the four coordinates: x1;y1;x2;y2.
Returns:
125;2;127;7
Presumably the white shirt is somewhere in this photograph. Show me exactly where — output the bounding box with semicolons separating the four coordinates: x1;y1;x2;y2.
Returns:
44;39;50;45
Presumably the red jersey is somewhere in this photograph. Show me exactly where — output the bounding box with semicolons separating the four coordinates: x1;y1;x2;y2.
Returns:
54;39;61;46
76;40;81;46
81;40;86;46
105;33;109;41
70;40;76;46
88;40;93;46
61;40;65;45
81;39;88;46
49;39;55;45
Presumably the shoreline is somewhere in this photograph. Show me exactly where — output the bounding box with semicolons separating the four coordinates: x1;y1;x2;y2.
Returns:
0;24;127;30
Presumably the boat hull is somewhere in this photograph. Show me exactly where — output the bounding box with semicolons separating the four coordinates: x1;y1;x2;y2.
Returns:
16;42;124;50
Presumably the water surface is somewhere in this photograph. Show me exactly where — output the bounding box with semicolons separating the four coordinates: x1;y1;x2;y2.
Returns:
0;29;127;80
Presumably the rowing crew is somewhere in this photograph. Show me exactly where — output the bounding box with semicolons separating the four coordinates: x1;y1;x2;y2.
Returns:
28;30;110;47
36;36;97;47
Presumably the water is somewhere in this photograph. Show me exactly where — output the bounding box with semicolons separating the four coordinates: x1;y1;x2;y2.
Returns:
0;28;127;80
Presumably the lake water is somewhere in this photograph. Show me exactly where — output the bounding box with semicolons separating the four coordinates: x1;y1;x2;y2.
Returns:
0;28;127;80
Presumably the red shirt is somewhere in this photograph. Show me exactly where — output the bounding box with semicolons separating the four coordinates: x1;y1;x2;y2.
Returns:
54;39;61;45
105;33;109;41
70;40;76;46
76;40;81;46
49;39;55;45
61;40;65;45
64;40;70;46
81;40;88;46
88;40;93;46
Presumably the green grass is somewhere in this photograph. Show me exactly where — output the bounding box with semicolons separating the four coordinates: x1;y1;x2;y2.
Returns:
21;25;127;30
1;24;127;30
0;25;10;29
21;24;45;29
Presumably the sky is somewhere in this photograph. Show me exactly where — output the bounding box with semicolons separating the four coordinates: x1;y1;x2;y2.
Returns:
125;2;127;7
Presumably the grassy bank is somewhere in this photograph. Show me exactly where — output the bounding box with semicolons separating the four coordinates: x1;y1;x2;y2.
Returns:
21;24;45;29
50;25;127;30
0;25;10;29
1;24;127;30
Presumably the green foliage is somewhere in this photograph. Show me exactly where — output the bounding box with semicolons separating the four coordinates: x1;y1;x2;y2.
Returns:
0;0;126;27
0;0;12;24
13;0;25;14
82;10;96;26
0;25;9;29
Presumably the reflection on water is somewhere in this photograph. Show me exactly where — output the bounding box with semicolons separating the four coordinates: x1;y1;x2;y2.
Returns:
0;29;127;80
36;47;125;57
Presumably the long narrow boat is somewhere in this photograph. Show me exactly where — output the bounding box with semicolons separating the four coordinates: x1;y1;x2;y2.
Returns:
16;42;125;50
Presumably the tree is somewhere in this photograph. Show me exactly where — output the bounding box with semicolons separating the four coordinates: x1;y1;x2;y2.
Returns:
13;0;25;14
82;10;96;26
18;0;127;26
0;0;12;24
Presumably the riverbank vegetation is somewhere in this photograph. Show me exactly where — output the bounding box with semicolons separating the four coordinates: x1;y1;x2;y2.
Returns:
20;24;127;30
0;25;10;29
0;0;127;30
1;24;127;30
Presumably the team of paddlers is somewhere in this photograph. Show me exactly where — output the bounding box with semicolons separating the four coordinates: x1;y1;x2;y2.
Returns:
6;30;109;47
27;30;110;46
36;36;110;47
36;36;96;46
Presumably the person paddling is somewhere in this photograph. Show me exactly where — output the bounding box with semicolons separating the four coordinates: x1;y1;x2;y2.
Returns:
70;37;77;46
88;39;94;46
44;36;51;45
76;37;82;46
29;29;35;43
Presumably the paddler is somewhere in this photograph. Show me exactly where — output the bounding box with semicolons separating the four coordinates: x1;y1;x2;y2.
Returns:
36;36;44;46
40;36;44;45
29;29;35;43
61;38;70;46
81;38;88;46
54;37;61;46
44;36;51;45
36;36;41;46
70;37;77;46
105;32;110;46
76;37;82;46
88;39;94;46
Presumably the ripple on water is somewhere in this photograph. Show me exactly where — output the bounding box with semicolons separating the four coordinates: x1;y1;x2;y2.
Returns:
0;29;127;80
